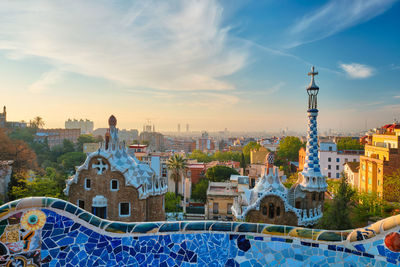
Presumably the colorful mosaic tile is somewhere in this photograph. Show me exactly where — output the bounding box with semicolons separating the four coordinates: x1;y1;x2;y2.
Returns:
0;197;399;266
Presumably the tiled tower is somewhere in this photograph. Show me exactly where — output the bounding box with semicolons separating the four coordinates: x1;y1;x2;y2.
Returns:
299;67;327;191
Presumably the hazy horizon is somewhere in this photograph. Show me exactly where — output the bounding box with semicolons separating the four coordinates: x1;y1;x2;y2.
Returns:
2;1;400;132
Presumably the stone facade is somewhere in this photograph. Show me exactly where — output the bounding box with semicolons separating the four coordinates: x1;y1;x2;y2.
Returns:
246;195;298;226
206;182;236;221
65;115;167;222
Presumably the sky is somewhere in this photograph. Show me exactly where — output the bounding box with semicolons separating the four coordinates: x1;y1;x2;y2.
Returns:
1;0;400;132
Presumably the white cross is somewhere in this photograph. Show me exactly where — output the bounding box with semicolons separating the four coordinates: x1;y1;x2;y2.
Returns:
92;158;108;175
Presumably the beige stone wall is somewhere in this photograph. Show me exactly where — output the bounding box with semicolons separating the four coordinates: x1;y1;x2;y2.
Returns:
68;156;165;222
246;195;298;226
206;195;234;220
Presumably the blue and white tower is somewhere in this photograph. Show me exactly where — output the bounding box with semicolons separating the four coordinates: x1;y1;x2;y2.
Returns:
299;66;327;192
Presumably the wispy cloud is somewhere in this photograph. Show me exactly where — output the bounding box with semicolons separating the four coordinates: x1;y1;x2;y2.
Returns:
394;95;400;98
0;1;247;92
340;63;374;79
286;0;396;48
28;70;63;93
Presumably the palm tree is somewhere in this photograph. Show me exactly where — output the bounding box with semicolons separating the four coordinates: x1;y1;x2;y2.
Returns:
167;154;187;196
30;116;45;129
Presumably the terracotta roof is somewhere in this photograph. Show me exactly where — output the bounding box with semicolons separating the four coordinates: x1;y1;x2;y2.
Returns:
345;162;360;173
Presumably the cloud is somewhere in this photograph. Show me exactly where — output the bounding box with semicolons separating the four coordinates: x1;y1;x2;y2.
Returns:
340;63;374;79
394;95;400;98
286;0;396;48
28;70;64;93
0;0;247;91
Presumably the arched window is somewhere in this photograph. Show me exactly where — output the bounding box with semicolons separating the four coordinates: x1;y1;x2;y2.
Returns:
276;206;280;217
268;203;274;219
262;206;267;215
110;179;119;191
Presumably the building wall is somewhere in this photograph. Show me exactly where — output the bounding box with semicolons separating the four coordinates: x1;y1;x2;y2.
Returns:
206;195;234;220
246;195;298;226
298;147;306;171
359;134;400;200
65;119;94;134
68;156;165;222
319;151;360;179
36;128;81;148
343;164;359;189
83;143;100;153
250;147;269;164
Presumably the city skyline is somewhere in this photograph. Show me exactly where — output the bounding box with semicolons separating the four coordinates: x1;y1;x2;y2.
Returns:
1;0;400;132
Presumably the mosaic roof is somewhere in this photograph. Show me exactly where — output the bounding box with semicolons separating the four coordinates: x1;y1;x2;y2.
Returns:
64;116;167;199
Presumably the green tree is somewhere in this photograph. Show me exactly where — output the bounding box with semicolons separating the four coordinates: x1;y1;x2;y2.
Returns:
283;172;298;189
30;116;45;129
382;168;400;202
9;170;66;200
318;175;355;230
76;134;97;152
189;150;212;162
8;127;36;143
337;137;364;150
239;153;246;172
167;154;187;195
205;165;239;182
58;152;86;174
276;136;303;162
351;192;386;226
165;192;182;212
191;179;209;203
62;139;76;153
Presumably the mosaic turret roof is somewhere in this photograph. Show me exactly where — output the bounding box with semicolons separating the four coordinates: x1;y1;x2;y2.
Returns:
64;115;167;199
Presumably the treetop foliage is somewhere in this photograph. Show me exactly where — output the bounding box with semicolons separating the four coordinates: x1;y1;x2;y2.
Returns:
276;136;304;162
205;165;239;182
336;137;364;150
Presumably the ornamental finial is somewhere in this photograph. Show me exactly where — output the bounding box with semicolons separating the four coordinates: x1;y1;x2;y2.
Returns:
307;66;319;90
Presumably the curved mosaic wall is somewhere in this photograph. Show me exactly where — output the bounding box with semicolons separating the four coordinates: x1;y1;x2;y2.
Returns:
0;197;399;266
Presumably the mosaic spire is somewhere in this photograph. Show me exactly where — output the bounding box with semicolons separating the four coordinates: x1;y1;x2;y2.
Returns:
300;66;327;191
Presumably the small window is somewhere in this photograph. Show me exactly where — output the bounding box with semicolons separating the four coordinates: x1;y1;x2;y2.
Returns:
336;173;340;178
227;203;232;215
77;200;85;209
328;157;331;162
119;202;130;217
336;158;340;163
110;179;119;191
85;178;91;190
336;165;339;170
328;165;331;170
329;146;332;151
345;158;348;163
213;203;219;214
268;203;274;219
312;193;316;201
328;172;331;178
353;159;356;162
262;206;267;215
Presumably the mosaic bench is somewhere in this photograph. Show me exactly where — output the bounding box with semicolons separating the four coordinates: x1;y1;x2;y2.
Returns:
0;197;399;266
